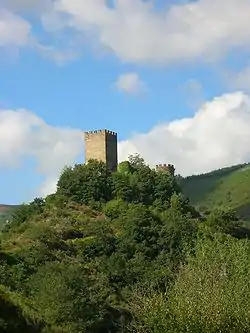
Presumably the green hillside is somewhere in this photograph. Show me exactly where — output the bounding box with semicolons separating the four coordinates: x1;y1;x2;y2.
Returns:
0;205;18;230
181;163;250;220
0;158;250;332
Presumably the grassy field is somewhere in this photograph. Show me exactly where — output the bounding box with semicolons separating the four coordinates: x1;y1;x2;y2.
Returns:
181;163;250;220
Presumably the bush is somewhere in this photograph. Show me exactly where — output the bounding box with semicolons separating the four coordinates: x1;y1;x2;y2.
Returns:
130;234;250;333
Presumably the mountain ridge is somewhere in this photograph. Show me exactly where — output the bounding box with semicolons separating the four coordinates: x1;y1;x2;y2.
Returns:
181;162;250;221
0;204;19;211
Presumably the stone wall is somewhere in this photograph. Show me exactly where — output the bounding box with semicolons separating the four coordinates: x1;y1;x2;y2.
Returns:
84;129;117;171
155;163;175;175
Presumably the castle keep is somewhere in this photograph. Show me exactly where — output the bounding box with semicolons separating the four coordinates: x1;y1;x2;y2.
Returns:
84;129;174;174
84;129;118;171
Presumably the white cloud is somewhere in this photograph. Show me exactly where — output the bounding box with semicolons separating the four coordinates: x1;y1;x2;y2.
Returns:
115;72;147;95
2;91;250;199
119;91;250;176
0;9;31;48
35;43;80;65
0;4;78;63
0;109;83;196
42;0;250;64
1;0;250;65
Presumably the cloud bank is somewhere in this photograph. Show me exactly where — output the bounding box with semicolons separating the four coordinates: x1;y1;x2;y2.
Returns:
1;0;250;65
1;91;250;197
119;91;250;176
42;0;250;64
0;109;83;196
0;8;31;48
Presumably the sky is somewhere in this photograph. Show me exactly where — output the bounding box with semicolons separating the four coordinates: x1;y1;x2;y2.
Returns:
1;0;250;203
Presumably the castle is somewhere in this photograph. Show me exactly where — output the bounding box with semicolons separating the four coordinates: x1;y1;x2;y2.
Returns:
84;129;174;174
155;164;175;175
84;129;118;171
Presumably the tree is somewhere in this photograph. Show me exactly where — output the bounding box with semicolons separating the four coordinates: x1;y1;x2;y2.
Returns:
28;262;112;332
204;207;241;235
128;154;147;172
154;172;180;208
117;161;133;174
56;160;113;205
113;156;156;205
129;235;250;333
112;172;135;203
4;198;45;232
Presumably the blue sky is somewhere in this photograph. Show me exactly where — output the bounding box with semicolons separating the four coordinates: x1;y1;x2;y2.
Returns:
1;0;250;204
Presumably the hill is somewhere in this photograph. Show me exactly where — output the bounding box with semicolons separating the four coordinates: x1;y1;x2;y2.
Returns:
0;158;250;332
2;162;250;227
181;163;250;220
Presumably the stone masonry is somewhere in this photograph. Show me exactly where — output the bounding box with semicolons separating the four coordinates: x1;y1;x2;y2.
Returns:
84;129;118;171
155;164;175;175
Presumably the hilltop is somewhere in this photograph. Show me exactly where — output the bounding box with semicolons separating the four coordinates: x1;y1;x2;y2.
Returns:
0;157;250;332
2;163;250;228
0;204;19;213
2;162;250;228
180;163;250;221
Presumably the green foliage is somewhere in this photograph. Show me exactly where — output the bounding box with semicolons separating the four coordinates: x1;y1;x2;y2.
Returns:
57;154;181;209
103;199;128;220
129;234;250;333
112;171;135;202
154;172;179;207
0;205;19;230
1;156;250;332
117;161;133;174
2;198;45;233
113;155;181;207
181;163;250;221
28;262;111;332
57;160;113;205
0;285;43;332
203;207;241;234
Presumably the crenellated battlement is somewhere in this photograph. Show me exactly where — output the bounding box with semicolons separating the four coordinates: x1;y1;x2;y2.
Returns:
156;163;174;168
156;163;175;175
156;164;169;168
85;129;117;137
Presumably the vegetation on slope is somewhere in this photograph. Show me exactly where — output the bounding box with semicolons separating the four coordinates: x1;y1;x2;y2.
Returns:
0;155;249;332
0;205;18;230
181;163;250;220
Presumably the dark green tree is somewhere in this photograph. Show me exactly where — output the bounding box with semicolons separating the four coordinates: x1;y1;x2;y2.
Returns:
57;160;113;205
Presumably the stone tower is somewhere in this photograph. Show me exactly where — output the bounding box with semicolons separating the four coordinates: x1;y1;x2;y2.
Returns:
84;129;118;171
155;164;175;176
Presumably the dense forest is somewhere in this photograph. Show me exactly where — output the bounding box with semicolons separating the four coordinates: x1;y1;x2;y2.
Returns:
1;155;250;332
